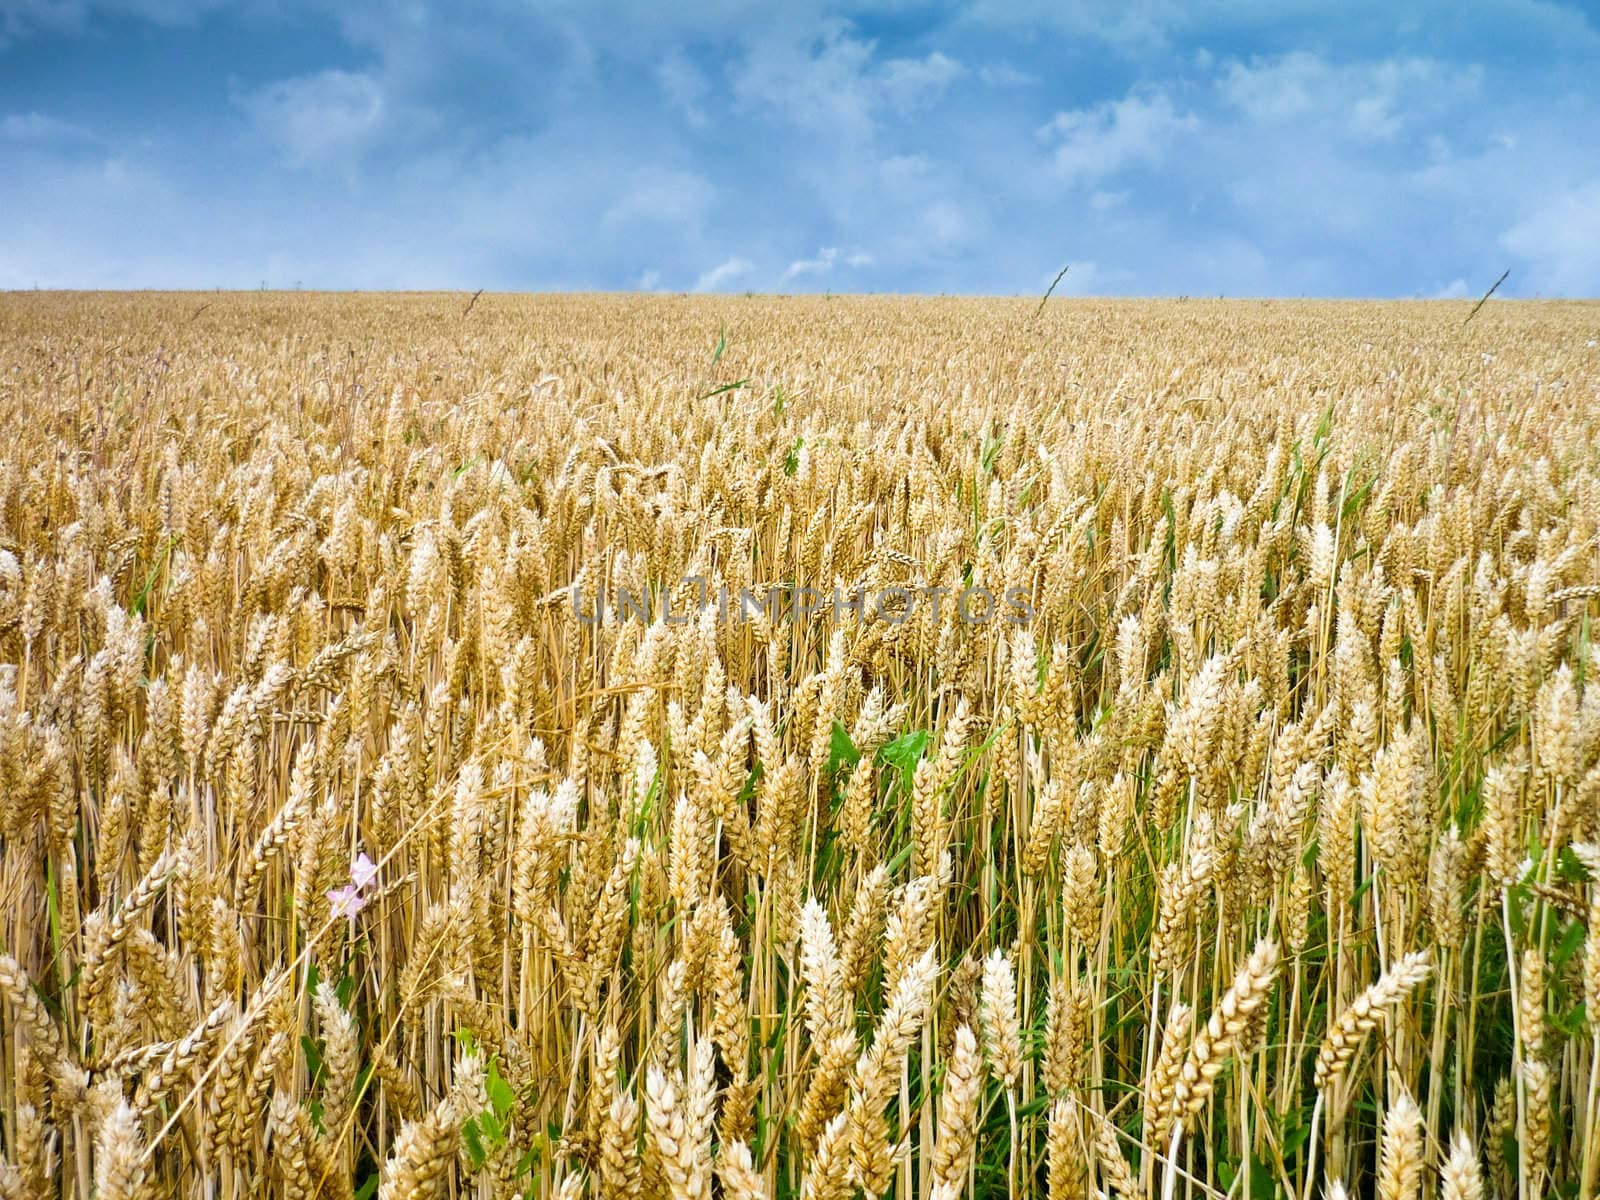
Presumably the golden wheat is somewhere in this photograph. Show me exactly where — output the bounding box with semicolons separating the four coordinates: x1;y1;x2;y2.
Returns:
0;292;1597;1198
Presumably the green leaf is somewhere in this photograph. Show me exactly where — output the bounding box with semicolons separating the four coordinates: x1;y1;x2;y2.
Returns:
711;325;727;366
1558;843;1591;883
1552;917;1587;970
878;730;929;791
1280;1105;1311;1158
131;534;177;618
462;1116;488;1171
826;720;860;776
1554;1001;1588;1038
486;1057;515;1120
699;377;751;401
981;429;1003;475
1249;1157;1281;1199
739;763;763;804
301;1035;324;1085
1216;1159;1237;1192
1341;464;1376;519
479;1109;507;1146
1350;873;1376;907
783;436;803;477
1313;402;1335;451
354;1176;379;1200
1506;884;1530;939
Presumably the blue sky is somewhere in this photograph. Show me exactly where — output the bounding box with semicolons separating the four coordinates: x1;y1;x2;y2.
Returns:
2;0;1598;295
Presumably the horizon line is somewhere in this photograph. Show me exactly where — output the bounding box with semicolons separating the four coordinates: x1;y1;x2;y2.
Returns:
3;287;1593;302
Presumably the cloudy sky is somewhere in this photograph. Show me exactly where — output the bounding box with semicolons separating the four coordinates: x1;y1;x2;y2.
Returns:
3;0;1598;295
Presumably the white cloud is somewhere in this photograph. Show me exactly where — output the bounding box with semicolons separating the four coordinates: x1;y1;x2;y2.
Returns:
963;0;1600;57
1501;181;1600;294
240;70;385;166
0;145;201;288
601;168;714;230
694;256;752;291
962;0;1182;50
978;62;1038;87
656;50;711;129
1218;53;1481;142
779;246;875;285
732;21;877;140
2;111;92;141
878;51;964;112
1038;91;1198;184
1;0;83;42
733;23;962;139
781;246;838;282
933;202;974;242
878;153;932;190
1217;52;1327;121
4;0;1598;297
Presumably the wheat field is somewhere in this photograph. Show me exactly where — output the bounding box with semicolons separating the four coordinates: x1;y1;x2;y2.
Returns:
1;292;1598;1200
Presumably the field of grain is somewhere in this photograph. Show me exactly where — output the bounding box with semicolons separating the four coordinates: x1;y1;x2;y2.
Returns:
1;292;1598;1200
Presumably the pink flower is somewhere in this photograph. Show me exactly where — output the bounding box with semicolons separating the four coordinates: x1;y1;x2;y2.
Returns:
328;850;380;920
328;883;368;920
351;852;379;890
